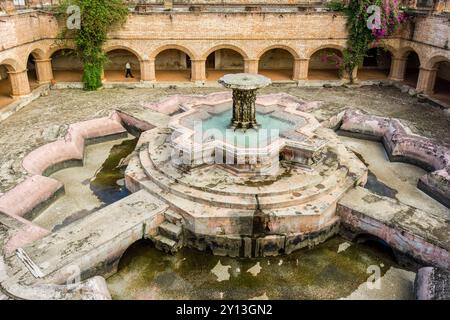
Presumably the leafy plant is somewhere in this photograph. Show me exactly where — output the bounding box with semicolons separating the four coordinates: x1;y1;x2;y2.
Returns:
56;0;129;90
325;0;409;83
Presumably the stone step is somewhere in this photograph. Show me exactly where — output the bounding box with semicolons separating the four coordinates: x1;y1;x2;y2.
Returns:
159;222;182;241
148;138;343;198
139;148;258;210
153;235;178;254
139;147;355;210
164;210;183;226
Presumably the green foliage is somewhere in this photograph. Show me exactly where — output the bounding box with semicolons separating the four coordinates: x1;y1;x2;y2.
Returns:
326;0;347;12
57;0;128;90
333;0;407;83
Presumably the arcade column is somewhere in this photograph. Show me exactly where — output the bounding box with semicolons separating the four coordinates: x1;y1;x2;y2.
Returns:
416;67;437;95
34;59;54;84
140;59;156;82
293;59;309;80
244;59;259;74
191;60;206;82
388;57;407;81
8;69;31;97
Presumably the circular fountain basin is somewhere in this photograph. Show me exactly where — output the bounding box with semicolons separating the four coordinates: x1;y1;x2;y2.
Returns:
126;92;368;257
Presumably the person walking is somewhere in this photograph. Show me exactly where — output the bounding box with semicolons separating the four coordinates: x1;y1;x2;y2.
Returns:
125;61;134;78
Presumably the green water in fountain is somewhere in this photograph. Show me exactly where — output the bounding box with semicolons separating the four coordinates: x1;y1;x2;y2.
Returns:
200;109;298;147
107;236;414;300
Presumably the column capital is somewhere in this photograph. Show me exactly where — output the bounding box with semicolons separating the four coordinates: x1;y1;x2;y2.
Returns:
7;69;27;75
294;58;310;61
419;67;438;72
191;59;206;63
34;58;52;63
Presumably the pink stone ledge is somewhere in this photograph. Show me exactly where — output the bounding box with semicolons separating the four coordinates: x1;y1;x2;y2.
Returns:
0;113;127;251
339;109;450;208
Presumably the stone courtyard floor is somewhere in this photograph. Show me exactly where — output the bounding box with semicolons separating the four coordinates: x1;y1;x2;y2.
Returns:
1;84;450;195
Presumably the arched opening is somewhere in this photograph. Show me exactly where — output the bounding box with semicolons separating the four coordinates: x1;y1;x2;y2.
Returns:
403;51;420;88
104;49;141;82
431;60;450;105
308;48;343;80
0;64;14;109
117;239;155;271
205;49;244;81
51;49;83;82
155;49;192;82
258;48;294;81
359;48;392;80
26;53;39;90
354;234;397;263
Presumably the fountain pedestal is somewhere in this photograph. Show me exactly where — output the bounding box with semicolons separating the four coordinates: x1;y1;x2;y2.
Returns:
219;73;271;130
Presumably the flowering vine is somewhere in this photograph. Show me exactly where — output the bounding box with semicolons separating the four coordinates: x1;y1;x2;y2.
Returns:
325;0;409;83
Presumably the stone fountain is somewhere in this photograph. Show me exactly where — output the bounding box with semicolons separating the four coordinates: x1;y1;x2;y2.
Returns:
126;74;368;257
218;73;271;130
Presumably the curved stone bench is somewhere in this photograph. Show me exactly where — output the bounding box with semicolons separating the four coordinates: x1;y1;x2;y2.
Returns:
0;113;128;251
337;109;450;208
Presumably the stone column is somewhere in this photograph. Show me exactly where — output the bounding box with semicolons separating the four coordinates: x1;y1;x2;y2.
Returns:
34;59;54;84
140;59;155;82
8;69;31;97
244;59;259;74
293;59;309;80
388;57;407;81
191;60;206;82
341;67;358;82
416;67;437;94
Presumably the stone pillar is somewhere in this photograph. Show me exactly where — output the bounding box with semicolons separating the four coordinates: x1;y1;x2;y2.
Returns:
341;67;358;82
100;67;105;81
140;59;155;82
416;67;437;94
191;60;206;82
388;57;407;81
293;59;309;80
34;59;53;84
8;70;31;97
244;59;259;74
164;0;173;10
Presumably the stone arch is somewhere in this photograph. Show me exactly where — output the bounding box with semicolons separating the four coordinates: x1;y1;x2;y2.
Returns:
307;44;345;59
0;57;21;72
150;44;195;61
153;45;194;82
354;233;397;262
257;45;298;81
104;46;142;82
204;46;246;81
424;55;450;69
50;48;83;82
308;46;344;80
425;56;450;104
202;44;249;61
398;46;423;65
257;45;300;60
359;46;394;80
0;57;27;107
104;45;144;62
401;48;421;88
116;238;155;272
25;47;46;62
